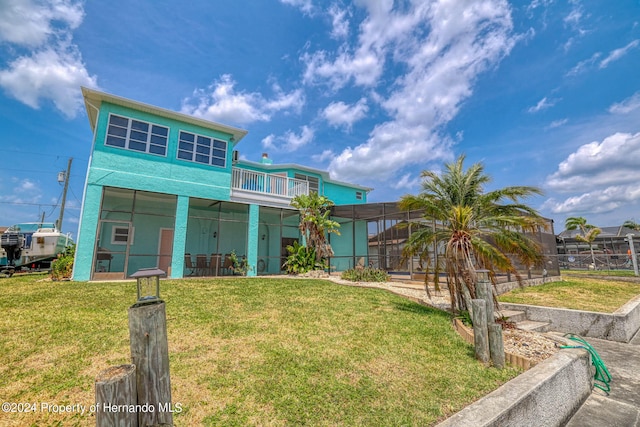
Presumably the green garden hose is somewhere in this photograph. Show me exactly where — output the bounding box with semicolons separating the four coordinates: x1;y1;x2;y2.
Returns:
561;334;612;394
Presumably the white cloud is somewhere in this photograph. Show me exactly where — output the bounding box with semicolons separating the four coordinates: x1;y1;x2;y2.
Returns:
566;52;600;76
527;0;553;12
0;0;84;47
279;0;313;15
329;4;350;40
544;132;640;214
301;0;413;89
320;0;516;182
609;92;640;114
264;83;305;113
0;0;95;118
19;179;38;191
564;5;582;27
562;0;588;38
284;126;314;150
322;98;368;130
599;40;639;69
546;118;568;129
391;173;421;191
301;47;384;90
261;126;314;152
0;41;98;118
181;74;305;125
312;149;335;163
261;134;276;150
0;178;43;204
528;96;559;113
542;185;640;215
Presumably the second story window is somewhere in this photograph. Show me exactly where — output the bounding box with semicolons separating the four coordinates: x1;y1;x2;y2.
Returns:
177;131;227;168
294;173;319;193
105;114;168;156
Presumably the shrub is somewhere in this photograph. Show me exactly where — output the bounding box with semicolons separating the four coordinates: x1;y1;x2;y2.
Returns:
51;244;75;281
229;250;248;276
282;241;326;274
458;310;473;327
341;267;389;282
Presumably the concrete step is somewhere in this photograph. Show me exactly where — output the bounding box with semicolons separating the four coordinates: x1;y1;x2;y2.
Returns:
516;320;551;332
498;309;527;323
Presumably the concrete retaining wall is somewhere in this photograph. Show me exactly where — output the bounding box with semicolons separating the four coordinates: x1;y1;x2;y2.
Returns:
501;295;640;343
437;349;592;427
494;276;562;295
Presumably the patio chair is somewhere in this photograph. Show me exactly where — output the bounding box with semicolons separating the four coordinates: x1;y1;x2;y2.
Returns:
210;253;221;276
184;253;196;276
196;254;208;276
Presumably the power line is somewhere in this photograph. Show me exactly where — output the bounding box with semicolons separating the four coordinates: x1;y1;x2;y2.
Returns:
0;149;88;162
1;167;85;177
0;201;80;209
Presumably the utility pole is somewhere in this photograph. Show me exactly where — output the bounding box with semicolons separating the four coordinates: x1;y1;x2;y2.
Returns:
56;157;73;231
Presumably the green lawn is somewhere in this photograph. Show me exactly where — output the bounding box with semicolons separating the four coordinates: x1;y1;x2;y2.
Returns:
499;277;640;312
563;269;638;277
0;274;518;426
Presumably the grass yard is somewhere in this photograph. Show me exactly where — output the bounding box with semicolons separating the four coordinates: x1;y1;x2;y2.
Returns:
498;277;640;313
562;269;638;277
0;274;518;426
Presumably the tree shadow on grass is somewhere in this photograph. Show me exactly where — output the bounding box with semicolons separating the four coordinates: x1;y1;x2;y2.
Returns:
391;300;451;319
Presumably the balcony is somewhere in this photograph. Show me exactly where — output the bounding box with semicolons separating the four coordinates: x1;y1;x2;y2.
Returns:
230;168;309;206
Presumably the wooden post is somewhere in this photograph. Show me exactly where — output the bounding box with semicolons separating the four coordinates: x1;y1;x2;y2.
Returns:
128;302;173;427
95;364;138;427
476;280;495;326
471;299;490;365
488;324;505;369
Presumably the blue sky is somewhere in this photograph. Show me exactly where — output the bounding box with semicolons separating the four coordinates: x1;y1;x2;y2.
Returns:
1;0;640;237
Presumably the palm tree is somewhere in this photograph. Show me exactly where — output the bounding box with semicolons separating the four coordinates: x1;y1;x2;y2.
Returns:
399;154;546;312
565;217;601;268
291;192;341;266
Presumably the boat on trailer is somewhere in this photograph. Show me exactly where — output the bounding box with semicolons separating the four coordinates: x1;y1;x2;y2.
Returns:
0;222;73;277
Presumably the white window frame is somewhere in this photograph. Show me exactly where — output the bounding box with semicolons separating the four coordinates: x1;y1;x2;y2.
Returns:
105;113;169;157
111;226;135;245
177;130;227;168
294;173;319;193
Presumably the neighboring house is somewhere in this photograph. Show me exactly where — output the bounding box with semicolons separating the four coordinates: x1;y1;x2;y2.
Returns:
556;225;640;269
74;88;371;281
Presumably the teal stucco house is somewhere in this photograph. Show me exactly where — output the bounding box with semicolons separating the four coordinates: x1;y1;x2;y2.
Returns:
74;88;371;281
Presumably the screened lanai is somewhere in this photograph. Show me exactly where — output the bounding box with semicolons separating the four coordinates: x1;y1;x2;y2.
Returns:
91;188;558;281
329;202;560;281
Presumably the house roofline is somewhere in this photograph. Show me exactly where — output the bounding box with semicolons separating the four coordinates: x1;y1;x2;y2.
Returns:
81;87;248;144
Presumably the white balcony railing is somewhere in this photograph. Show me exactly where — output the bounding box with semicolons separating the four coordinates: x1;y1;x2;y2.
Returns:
231;168;309;201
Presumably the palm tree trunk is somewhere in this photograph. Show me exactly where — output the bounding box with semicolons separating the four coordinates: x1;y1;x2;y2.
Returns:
589;245;596;268
461;282;473;314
